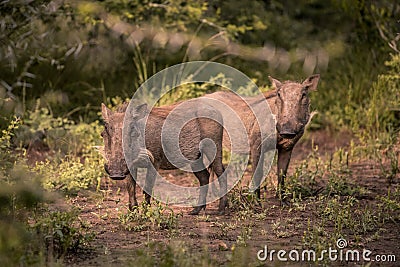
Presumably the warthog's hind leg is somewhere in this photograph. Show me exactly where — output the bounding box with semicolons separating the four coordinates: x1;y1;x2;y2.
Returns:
143;166;157;205
189;166;209;215
213;164;227;215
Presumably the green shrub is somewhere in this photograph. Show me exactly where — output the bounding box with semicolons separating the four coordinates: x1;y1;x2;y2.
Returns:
0;121;42;265
0;117;22;173
15;106;75;153
284;157;322;201
129;241;215;267
21;107;106;193
337;52;399;145
16;106;104;157
228;186;262;213
30;208;95;259
0;166;47;266
119;201;181;232
35;155;104;194
1;116;96;266
377;188;400;222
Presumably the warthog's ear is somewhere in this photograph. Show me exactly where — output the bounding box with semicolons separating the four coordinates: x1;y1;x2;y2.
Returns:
101;103;112;122
268;76;282;90
302;74;320;91
132;103;148;120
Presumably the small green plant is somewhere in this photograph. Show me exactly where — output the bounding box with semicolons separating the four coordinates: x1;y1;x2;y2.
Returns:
325;171;358;197
128;241;216;267
284;145;323;202
119;201;181;232
214;221;237;238
302;220;334;265
16;106;105;158
318;196;357;236
377;188;400;222
311;194;384;249
228;185;262;214
31;208;95;259
284;159;321;201
378;145;399;184
0;166;47;266
271;217;298;238
236;224;252;247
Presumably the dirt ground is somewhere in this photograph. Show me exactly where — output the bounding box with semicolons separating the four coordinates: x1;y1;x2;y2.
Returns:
51;130;399;266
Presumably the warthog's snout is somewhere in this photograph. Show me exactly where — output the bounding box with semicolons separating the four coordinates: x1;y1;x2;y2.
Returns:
277;123;299;139
104;163;129;180
279;132;297;139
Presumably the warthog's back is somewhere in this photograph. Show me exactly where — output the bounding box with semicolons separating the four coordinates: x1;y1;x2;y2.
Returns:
143;98;224;170
202;90;277;153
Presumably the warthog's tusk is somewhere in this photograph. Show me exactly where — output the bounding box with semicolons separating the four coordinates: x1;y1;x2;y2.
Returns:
131;148;155;167
306;111;318;128
143;148;155;164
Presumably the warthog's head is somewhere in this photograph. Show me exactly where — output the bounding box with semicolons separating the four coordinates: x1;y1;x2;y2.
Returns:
101;103;130;180
269;74;320;139
124;103;152;168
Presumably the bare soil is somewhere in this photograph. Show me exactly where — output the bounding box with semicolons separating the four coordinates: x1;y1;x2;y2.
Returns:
49;130;399;266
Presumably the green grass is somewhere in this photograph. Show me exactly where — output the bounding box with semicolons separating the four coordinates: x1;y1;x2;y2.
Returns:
118;200;182;233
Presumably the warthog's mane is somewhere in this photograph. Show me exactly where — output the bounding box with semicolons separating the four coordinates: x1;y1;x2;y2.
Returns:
113;101;182;119
262;89;277;100
116;88;279;118
150;106;175;119
115;102;129;113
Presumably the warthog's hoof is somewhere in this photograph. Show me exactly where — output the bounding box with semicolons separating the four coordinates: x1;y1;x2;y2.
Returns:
189;205;206;215
280;199;290;207
217;199;228;215
275;191;290;207
217;201;228;215
128;202;138;212
217;208;227;215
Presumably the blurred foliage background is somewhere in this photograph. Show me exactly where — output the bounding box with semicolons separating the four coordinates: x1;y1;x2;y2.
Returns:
0;0;398;129
0;0;399;264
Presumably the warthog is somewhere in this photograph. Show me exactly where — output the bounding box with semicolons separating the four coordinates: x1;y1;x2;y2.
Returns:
205;74;320;201
101;99;228;215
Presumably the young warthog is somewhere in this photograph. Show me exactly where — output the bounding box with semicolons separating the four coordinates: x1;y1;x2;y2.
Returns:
205;74;320;201
101;100;228;215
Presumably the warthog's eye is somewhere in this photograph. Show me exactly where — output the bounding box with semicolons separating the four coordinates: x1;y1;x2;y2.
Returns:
277;91;282;98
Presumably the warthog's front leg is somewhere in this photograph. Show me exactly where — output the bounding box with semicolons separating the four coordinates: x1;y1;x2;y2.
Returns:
143;166;157;204
189;167;210;215
217;176;228;214
126;171;138;211
277;147;292;204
